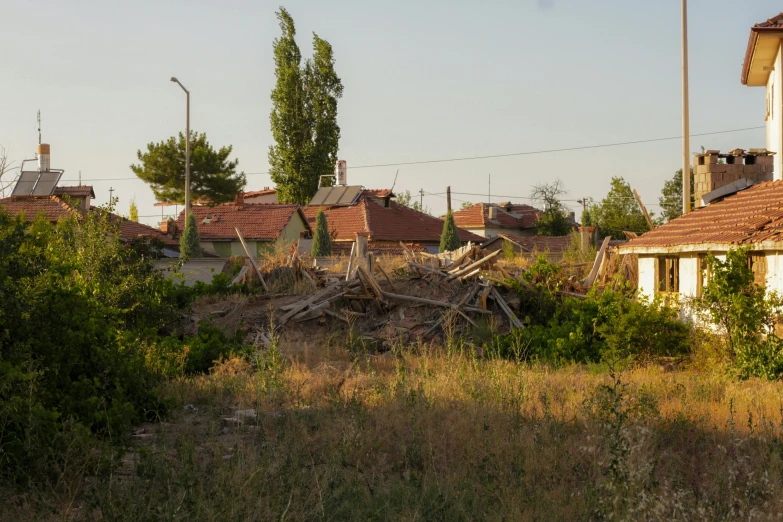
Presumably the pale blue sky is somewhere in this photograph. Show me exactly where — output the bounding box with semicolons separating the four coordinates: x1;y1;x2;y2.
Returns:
1;0;780;225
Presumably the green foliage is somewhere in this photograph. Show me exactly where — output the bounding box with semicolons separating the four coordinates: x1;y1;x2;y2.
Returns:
492;257;690;365
531;179;571;236
439;211;461;253
589;177;650;239
269;8;343;205
658;168;694;223
131;131;246;205
311;209;332;256
501;239;515;261
182;321;243;374
396;189;430;214
179;212;201;260
0;208;181;480
695;248;783;379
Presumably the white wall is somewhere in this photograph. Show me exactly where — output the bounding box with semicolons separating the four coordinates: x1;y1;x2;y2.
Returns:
767;42;783;180
678;255;699;298
766;252;783;295
637;256;656;301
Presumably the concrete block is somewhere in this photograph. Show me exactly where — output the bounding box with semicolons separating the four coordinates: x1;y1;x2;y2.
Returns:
757;155;774;165
709;164;727;173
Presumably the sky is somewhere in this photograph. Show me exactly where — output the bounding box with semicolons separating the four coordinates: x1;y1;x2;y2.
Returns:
1;0;780;226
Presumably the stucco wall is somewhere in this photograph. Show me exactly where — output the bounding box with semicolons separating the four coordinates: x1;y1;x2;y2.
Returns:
637;256;656;301
280;215;308;243
471;227;536;239
767;42;783;180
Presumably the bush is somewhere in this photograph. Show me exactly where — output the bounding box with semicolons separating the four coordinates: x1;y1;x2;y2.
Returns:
490;257;691;365
695;248;783;379
0;208;185;481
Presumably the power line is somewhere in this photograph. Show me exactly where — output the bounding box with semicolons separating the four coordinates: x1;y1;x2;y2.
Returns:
57;126;764;183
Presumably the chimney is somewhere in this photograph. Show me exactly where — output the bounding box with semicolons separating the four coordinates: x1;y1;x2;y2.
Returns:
578;226;596;253
235;192;245;209
488;205;497;220
336;160;347;186
693;149;775;208
38;143;50;172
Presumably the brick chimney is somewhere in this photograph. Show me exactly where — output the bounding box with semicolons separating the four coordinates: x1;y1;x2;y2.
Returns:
693;149;774;208
235;192;245;209
488;205;497;220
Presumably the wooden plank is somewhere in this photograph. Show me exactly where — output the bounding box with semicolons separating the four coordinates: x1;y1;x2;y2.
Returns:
445;250;501;282
584;236;611;288
490;288;524;328
278;280;352;325
291;301;331;322
235;227;269;292
230;265;249;286
382;291;456;309
632;189;655;231
374;262;398;292
408;262;448;277
345;242;356;281
356;266;384;300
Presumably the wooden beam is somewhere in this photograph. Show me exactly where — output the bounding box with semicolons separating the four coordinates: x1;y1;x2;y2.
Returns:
632;189;655;230
345;242;356;281
235;227;269;292
445;250;501;281
584;236;611;288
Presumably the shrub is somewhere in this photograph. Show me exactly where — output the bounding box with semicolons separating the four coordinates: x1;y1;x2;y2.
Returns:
439;211;461;252
695;248;783;379
311;209;332;256
179;212;202;259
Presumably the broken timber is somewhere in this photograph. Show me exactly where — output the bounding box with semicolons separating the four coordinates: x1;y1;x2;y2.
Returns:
583;236;611;289
235;227;269;292
445;250;501;282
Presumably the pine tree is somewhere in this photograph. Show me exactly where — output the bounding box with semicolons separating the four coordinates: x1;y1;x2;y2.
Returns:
268;8;342;205
311;209;332;256
440;211;461;253
179;212;202;259
129;198;139;222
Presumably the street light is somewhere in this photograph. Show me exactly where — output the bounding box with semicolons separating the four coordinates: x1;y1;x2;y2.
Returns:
170;76;191;223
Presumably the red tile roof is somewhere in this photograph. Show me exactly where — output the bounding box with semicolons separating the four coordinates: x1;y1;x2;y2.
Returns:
0;195;83;221
175;203;309;241
620;180;783;250
450;203;541;230
304;198;484;244
742;13;783;85
362;189;395;198
331;241;427;256
53;185;95;198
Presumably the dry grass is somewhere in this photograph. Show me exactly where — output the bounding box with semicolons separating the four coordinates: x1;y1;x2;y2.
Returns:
8;344;783;521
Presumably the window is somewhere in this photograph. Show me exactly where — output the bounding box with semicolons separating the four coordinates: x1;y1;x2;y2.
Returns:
749;253;767;286
656;257;679;294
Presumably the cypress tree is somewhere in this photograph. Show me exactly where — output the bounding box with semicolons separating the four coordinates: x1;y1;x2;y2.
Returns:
311;209;332;256
439;211;461;253
179;212;202;259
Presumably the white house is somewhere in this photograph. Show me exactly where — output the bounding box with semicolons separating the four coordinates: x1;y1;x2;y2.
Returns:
616;180;783;302
742;12;783;180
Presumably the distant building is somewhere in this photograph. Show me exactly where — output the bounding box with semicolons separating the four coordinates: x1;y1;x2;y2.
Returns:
174;195;310;258
303;187;484;255
449;202;542;238
243;188;278;204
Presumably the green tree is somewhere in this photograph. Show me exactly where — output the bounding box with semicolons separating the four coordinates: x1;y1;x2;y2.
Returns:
129;198;139;222
659;168;694;223
311;209;332;256
440;211;461;252
179;212;202;259
531;180;571;236
589;177;650;239
269;8;343;205
131;131;245;205
460;201;474;210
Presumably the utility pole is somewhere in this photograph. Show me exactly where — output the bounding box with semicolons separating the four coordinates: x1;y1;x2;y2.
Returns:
171;77;191;223
488;174;491;203
446;186;452;213
419;188;424;210
108;186;114;208
681;0;691;214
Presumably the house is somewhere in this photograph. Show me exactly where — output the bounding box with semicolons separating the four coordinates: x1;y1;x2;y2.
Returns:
449;202;543;238
480;232;577;262
303;187;484;255
616;180;783;302
0;187;180;256
742;12;783;179
174;197;310;258
243;188;278;204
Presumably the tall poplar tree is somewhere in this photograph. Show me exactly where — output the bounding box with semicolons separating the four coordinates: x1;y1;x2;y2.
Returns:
268;8;343;205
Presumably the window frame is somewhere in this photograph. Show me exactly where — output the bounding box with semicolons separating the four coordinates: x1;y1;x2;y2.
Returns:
656;256;679;294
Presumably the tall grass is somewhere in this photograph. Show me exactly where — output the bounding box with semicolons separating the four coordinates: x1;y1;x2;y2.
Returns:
6;347;783;520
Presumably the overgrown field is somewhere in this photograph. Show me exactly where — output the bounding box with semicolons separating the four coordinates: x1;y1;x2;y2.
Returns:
5;347;783;521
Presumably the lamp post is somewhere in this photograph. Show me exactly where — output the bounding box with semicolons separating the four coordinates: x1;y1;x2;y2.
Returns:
170;77;191;223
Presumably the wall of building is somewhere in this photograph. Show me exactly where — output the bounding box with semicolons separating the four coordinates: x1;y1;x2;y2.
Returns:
153;258;227;286
767;43;783;180
678;254;700;298
471;227;536;239
245;194;278;204
280;215;309;243
637;256;656;301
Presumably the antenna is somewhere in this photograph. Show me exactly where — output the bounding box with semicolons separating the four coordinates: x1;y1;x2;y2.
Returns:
78;171;81;185
37;110;41;145
390;169;399;192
